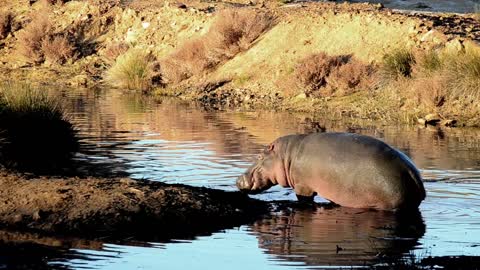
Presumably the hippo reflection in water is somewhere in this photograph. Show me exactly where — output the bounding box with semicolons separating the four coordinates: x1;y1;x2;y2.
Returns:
237;133;426;210
250;207;425;267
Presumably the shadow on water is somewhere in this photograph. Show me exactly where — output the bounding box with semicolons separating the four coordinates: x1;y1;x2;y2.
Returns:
250;205;425;267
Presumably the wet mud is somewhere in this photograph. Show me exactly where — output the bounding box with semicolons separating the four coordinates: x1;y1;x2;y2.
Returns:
0;170;268;240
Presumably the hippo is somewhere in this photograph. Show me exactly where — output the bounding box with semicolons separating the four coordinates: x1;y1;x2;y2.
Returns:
236;133;426;210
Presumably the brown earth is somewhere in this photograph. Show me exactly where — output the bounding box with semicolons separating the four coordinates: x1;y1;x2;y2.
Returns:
0;170;268;240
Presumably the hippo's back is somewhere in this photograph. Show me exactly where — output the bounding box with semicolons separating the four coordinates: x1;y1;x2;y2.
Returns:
290;133;425;210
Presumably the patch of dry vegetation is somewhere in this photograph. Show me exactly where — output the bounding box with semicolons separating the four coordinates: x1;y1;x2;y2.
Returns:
294;53;376;97
0;11;12;40
16;12;76;65
104;41;130;63
106;48;156;91
41;35;75;64
16;14;52;63
385;47;480;117
162;9;275;84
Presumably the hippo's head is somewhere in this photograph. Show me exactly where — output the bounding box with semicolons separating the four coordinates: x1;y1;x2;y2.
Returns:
236;142;287;194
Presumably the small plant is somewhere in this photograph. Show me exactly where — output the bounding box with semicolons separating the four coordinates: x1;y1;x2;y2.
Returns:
17;13;52;63
106;48;156;91
0;11;12;40
325;60;376;96
382;49;415;79
294;52;347;94
415;50;442;74
0;83;78;172
444;49;480;100
162;9;275;84
41;35;75;64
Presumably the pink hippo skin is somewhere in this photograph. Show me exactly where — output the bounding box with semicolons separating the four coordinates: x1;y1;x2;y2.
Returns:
236;133;426;210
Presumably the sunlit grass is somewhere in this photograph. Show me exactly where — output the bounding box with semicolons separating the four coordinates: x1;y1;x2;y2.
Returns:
106;48;154;91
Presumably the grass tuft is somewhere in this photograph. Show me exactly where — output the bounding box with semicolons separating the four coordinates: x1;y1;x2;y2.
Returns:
382;49;415;79
106;48;156;91
0;83;78;172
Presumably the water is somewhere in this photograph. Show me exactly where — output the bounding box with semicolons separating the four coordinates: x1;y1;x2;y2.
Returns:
2;88;480;269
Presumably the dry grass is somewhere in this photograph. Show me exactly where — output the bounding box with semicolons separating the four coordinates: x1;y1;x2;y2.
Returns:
162;9;275;84
381;49;415;79
325;60;377;96
104;42;130;63
41;35;75;64
293;53;375;97
0;11;12;40
16;13;52;63
106;48;156;91
294;53;347;95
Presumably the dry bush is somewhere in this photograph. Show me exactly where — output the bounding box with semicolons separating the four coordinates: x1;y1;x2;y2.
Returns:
205;9;276;61
104;42;130;63
41;35;75;64
443;49;480;100
409;74;448;109
414;50;442;75
0;11;12;40
162;39;211;83
325;60;377;97
294;53;347;95
40;0;70;5
106;48;156;91
17;14;52;63
162;9;275;84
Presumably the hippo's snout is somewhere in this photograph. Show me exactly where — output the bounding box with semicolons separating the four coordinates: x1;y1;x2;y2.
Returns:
236;174;253;191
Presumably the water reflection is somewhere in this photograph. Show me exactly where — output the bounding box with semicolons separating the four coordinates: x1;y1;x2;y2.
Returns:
251;207;425;267
17;87;478;269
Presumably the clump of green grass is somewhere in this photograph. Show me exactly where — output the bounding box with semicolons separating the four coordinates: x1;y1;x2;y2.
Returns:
381;49;415;79
0;83;78;172
415;50;442;74
106;48;156;91
443;49;480;100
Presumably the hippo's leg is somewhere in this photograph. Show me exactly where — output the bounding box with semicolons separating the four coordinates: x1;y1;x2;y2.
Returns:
294;184;316;203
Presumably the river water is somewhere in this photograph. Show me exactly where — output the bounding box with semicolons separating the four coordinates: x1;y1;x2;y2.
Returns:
2;88;480;269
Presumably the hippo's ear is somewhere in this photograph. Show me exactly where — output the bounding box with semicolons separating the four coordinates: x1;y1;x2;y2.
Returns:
268;143;275;152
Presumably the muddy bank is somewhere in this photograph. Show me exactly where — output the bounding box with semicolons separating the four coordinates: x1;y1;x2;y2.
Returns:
0;170;268;240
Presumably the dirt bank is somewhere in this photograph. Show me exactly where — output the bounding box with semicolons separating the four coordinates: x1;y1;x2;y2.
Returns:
0;0;480;125
0;170;268;239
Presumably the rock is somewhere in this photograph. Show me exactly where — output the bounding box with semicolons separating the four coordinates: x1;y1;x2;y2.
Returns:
420;30;448;45
70;75;90;87
417;118;427;126
445;39;464;53
424;113;441;126
295;93;307;100
441;119;457;127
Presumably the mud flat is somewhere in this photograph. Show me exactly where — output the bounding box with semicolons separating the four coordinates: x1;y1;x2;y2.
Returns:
0;170;268;240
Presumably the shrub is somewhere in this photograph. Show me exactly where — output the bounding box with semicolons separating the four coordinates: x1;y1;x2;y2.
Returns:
162;9;275;84
294;53;347;95
0;83;78;172
410;74;448;108
0;11;12;40
41;35;75;64
106;48;156;91
325;60;377;96
17;13;52;63
382;49;415;79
